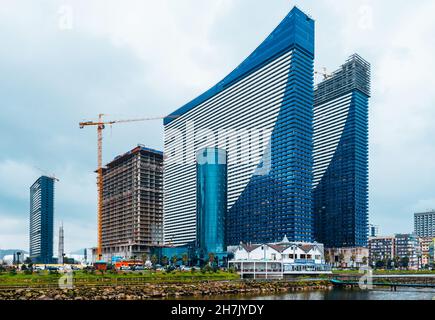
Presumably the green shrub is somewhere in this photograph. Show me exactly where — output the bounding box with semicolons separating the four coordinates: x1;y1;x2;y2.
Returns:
202;264;213;273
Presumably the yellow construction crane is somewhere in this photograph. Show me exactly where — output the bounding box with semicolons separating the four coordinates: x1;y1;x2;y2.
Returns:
79;113;177;261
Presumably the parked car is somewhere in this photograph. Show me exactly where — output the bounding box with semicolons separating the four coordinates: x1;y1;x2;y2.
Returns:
165;265;176;272
119;266;131;271
132;265;145;271
46;266;58;271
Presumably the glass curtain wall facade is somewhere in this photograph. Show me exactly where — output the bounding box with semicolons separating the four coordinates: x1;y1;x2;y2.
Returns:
313;54;370;248
29;176;54;264
164;7;314;246
196;148;227;257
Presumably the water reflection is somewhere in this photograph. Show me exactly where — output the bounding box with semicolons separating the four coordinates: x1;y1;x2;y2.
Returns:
248;288;435;300
174;288;435;301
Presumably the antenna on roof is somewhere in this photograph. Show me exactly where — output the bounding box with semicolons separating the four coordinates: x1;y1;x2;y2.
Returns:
34;166;59;182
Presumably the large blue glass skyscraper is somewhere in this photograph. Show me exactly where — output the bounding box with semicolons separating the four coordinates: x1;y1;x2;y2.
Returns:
313;54;370;248
164;7;314;246
30;176;54;263
196;148;227;257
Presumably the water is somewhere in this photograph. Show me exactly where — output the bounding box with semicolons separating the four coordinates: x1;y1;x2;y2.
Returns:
175;288;435;300
251;288;435;300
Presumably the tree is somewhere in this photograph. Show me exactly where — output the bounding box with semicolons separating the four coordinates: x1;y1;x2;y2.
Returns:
24;257;32;264
338;253;345;268
63;256;75;264
400;257;410;270
182;254;189;266
371;253;379;268
324;252;331;264
208;253;215;266
386;258;393;270
350;255;356;268
393;256;400;269
151;255;158;267
375;259;385;269
171;255;178;266
362;256;368;265
142;254;148;263
161;256;168;266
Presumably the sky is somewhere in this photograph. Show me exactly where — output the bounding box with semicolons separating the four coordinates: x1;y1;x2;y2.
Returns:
0;0;434;252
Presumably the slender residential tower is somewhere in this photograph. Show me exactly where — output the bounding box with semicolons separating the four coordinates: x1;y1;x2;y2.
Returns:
30;176;55;264
313;54;370;248
164;7;315;246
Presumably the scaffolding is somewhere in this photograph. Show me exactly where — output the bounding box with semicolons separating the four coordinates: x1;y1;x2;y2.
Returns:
100;145;163;260
314;53;371;105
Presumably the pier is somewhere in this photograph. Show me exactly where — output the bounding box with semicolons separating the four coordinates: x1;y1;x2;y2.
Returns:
331;275;435;291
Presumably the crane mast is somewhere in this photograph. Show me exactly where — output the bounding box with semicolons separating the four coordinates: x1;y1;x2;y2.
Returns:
97;114;104;260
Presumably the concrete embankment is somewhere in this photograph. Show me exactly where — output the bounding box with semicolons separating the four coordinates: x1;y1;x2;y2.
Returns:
0;280;332;300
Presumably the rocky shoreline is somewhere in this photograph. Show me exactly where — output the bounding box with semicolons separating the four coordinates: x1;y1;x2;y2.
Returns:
0;280;332;300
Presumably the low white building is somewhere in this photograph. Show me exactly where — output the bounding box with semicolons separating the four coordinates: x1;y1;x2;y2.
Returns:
227;236;331;279
1;253;30;266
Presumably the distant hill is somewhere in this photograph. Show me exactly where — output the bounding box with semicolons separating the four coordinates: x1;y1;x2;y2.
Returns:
69;248;87;255
0;249;27;259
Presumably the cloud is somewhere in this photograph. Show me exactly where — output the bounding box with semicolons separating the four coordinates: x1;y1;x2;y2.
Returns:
68;0;236;101
53;218;96;253
0;214;28;250
0;0;434;248
0;160;39;200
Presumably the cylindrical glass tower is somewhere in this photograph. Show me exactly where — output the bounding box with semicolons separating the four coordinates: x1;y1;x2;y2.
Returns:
196;147;227;257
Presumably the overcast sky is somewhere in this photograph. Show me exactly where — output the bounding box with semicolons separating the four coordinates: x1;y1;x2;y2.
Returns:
1;0;434;252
